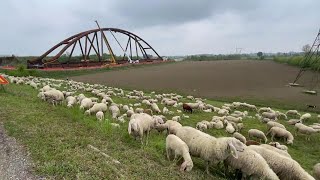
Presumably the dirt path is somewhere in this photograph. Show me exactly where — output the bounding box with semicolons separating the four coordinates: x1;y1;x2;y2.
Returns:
0;122;38;180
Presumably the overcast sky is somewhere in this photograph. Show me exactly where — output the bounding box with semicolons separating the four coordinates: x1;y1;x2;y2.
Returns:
0;0;319;56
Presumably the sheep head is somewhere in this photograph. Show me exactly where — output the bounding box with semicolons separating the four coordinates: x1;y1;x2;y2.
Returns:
180;161;193;172
227;138;245;159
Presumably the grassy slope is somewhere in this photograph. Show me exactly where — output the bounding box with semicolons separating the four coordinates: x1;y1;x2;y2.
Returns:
0;83;319;179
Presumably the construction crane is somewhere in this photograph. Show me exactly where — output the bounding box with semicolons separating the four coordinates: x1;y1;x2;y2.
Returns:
290;28;320;95
95;20;117;64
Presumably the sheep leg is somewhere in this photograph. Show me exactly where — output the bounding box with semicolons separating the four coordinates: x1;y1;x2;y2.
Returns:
146;130;150;146
166;148;171;160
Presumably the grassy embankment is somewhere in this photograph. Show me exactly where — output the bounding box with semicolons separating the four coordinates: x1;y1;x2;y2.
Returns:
0;80;319;179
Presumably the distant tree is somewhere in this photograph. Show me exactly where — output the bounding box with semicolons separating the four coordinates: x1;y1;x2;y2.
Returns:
302;44;311;54
257;52;263;60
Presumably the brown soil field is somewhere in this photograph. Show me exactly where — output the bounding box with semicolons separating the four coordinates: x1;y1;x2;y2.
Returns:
71;60;320;110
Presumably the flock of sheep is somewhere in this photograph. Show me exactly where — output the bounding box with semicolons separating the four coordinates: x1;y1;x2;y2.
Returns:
2;73;320;180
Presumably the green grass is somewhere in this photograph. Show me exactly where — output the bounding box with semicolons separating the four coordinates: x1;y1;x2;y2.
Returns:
0;83;319;179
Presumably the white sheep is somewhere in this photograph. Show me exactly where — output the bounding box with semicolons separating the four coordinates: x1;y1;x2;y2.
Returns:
259;144;291;158
166;134;193;172
286;110;301;117
248;129;268;143
150;103;161;114
109;104;120;119
196;122;207;131
295;123;319;140
300;113;312;121
165;120;182;135
66;96;77;108
172;116;181;122
287;119;302;125
314;163;320;180
128;113;161;145
85;103;108;115
96;111;104;121
248;145;315;180
163;107;169;114
43;89;64;105
225;116;242;123
135;108;144;113
266;127;294;145
225;120;235;134
164;99;177;106
176;126;245;174
211;120;224;129
266;121;286;131
126;109;134;117
224;147;279;180
80;98;93;110
218;109;229;116
262;112;277;120
268;142;288;152
233;132;246;144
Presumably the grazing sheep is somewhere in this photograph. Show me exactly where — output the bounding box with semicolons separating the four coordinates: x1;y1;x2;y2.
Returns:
287;119;302;125
259;144;291;158
300;113;312;121
262;112;277;120
143;109;153;116
165;120;182;135
155;124;168;133
268;142;288;152
109;104;120;119
258;107;274;114
135;108;144;113
314;163;320;180
275;111;287;120
43;89;64;105
163;99;177;106
236;123;244;132
150;103;161;114
248;145;314;180
295;123;319;140
225;116;242;123
182;103;193;113
196;122;207;131
166;134;194;172
172;116;181;122
267;121;286;131
163;107;169;114
66;96;77;107
96;111;104;121
211;120;224;129
176;126;245;174
286;110;301;117
218;109;229;116
185;102;200;110
86;103;108;115
233;132;246;144
224;147;279;180
128;113;161;145
248;129;268;143
80;98;94;110
266;127;294;145
126;109;134;117
225;120;236;134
